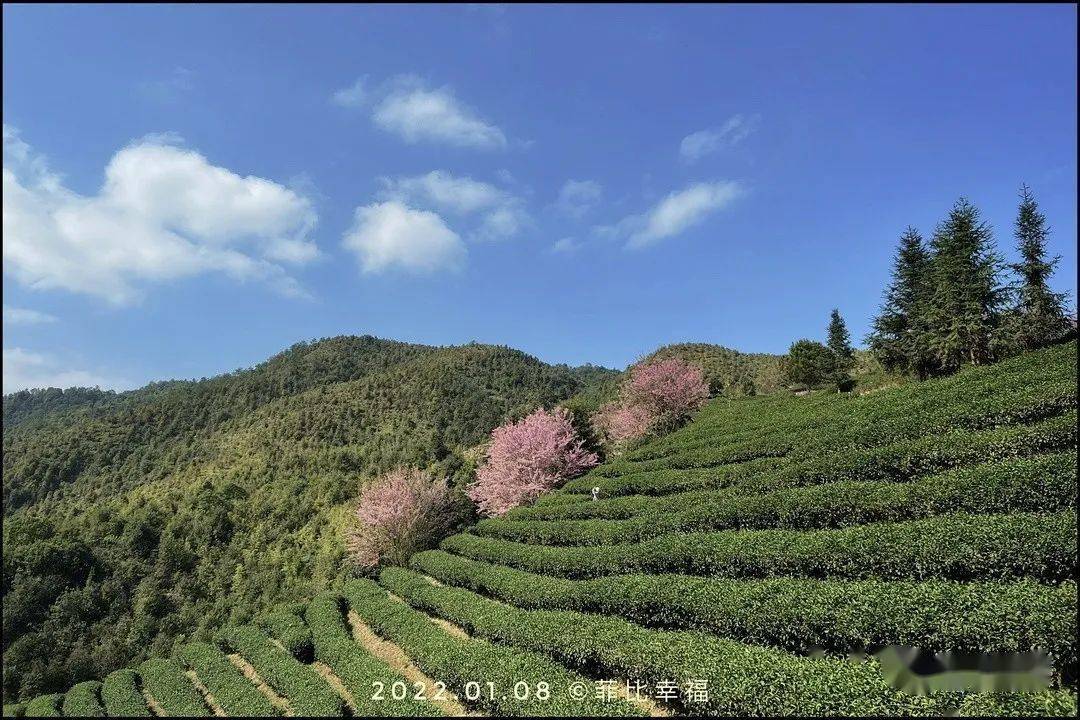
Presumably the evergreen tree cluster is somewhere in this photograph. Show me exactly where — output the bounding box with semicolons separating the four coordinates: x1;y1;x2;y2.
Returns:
868;187;1073;378
783;310;857;391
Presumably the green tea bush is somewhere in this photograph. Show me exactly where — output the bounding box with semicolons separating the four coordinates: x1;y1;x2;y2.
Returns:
216;624;344;717
259;607;313;661
21;695;61;718
564;411;1076;498
101;669;151;717
443;511;1076;581
1;705;24;718
61;681;105;717
138;658;208;717
410;550;1077;680
177;641;279;716
378;567;954;717
478;453;1078;545
342;578;643;717
955;690;1078;716
305;592;440;716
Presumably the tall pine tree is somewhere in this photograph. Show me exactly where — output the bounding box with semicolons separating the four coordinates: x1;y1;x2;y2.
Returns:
867;227;933;378
827;309;855;366
923;198;1007;374
826;309;855;390
1005;184;1071;351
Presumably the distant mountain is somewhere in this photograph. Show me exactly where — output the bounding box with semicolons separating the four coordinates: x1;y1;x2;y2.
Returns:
1;335;617;700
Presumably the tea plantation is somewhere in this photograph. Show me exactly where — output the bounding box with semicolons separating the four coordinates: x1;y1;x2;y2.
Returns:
5;341;1077;717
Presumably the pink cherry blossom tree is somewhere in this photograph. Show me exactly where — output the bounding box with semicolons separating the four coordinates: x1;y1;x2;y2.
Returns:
347;467;456;569
595;357;709;447
467;407;599;516
626;357;710;426
594;400;656;446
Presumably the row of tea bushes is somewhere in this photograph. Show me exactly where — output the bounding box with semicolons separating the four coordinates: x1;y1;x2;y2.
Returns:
342;579;644;717
410;550;1077;682
444;511;1076;582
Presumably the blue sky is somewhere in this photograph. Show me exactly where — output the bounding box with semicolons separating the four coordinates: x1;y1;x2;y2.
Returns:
3;4;1077;392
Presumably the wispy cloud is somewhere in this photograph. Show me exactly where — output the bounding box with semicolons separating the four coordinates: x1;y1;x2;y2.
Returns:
3;126;318;305
331;76;367;108
597;181;744;250
679;114;759;162
139;67;194;105
2;347;132;394
555;179;603;219
551;237;580;254
379;170;529;242
3;305;58;325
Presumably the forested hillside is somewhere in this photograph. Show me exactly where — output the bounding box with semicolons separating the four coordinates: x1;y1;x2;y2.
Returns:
1;336;617;701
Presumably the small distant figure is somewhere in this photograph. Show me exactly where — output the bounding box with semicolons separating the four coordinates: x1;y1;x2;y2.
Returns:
591;486;601;501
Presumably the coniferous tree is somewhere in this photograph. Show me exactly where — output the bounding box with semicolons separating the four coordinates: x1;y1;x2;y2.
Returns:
826;309;856;390
923;198;1007;374
867;227;934;378
826;309;855;367
1004;185;1071;352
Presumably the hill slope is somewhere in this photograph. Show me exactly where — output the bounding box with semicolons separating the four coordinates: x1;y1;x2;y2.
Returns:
6;341;1076;716
1;336;616;701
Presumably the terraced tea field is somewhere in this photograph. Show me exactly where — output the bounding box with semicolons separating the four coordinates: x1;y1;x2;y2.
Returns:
6;342;1077;717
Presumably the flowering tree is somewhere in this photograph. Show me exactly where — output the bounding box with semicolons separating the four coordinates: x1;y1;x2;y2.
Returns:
467;407;599;515
347;467;456;569
626;358;710;424
594;400;656;446
595;357;709;446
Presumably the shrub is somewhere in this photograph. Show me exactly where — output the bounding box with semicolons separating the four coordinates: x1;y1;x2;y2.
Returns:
101;669;151;717
61;681;105;717
259;607;314;661
21;695;62;718
348;467;458;568
466;408;598;516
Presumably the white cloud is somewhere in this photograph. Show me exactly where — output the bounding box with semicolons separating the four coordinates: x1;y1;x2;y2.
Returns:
342;200;466;274
555;179;603;218
380;170;504;215
2;347;132;394
331;77;367;108
679;114;759;162
379;170;528;242
3;126;318;304
551;237;580;254
3;305;58;325
371;76;507;149
599;181;744;250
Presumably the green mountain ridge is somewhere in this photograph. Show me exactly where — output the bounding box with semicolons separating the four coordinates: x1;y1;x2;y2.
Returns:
2;335;619;701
